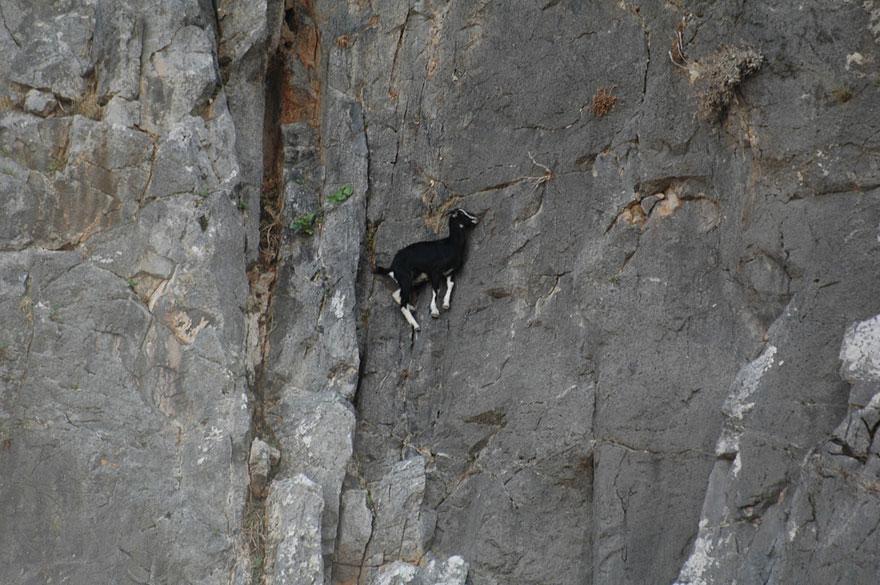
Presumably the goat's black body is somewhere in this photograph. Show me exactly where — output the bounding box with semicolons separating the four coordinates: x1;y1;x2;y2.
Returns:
375;209;478;330
386;236;465;287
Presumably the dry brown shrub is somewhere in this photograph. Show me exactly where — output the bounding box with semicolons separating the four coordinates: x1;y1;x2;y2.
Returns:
0;95;16;113
591;86;617;118
259;178;285;267
73;92;103;120
423;195;463;234
831;86;853;104
692;46;764;122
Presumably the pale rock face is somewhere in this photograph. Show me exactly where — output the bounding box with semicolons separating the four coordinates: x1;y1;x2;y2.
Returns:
23;89;57;117
334;489;374;584
0;2;253;584
839;315;880;383
369;555;468;585
103;96;140;128
1;1;880;585
249;437;281;497
266;475;325;585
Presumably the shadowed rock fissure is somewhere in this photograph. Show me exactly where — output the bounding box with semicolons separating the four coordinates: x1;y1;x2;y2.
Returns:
241;16;288;585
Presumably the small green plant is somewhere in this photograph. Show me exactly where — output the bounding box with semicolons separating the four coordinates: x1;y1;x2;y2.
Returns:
249;553;264;584
288;185;356;237
291;212;318;235
127;278;138;290
326;184;354;204
198;215;209;231
237;199;249;211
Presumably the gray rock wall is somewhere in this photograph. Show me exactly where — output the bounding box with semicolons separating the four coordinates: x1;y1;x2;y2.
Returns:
0;1;260;583
1;1;879;585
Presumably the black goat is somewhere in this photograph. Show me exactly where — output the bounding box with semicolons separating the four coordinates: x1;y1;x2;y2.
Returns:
374;208;479;331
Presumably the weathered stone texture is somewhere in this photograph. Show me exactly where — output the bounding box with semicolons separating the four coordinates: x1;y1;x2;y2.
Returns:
266;475;325;585
5;0;95;100
1;1;257;583
361;457;435;568
2;0;880;585
369;555;467;585
250;437;281;498
92;0;143;103
320;1;880;584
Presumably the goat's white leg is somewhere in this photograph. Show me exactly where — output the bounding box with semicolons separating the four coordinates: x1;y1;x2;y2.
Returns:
391;289;402;305
401;305;420;331
430;290;440;318
442;275;454;309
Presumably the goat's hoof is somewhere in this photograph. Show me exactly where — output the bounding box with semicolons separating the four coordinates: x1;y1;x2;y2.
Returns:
413;325;421;332
431;311;440;319
442;303;450;310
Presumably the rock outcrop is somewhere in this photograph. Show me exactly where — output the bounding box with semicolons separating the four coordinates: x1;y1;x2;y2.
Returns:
1;1;879;585
1;2;255;584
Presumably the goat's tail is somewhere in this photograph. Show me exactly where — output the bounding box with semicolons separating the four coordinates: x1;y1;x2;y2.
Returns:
372;265;392;276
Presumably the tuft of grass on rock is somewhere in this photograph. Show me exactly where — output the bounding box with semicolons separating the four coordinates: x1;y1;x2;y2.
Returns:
290;211;318;235
591;86;618;118
326;184;353;204
0;95;16;113
289;185;356;237
691;45;764;122
831;86;853;104
72;92;103;120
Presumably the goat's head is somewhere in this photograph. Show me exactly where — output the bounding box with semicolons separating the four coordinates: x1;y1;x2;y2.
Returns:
448;208;479;230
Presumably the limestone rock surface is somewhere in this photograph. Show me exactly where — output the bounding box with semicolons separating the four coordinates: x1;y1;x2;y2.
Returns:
265;475;325;585
1;1;880;585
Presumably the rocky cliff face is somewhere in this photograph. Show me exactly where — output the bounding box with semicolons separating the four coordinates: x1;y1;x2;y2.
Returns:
1;1;879;584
